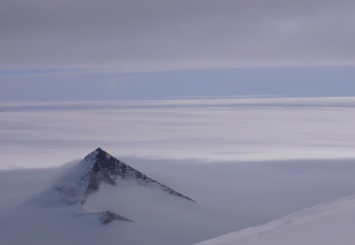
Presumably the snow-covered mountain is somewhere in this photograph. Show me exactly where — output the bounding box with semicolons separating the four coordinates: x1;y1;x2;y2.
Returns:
195;195;355;245
51;147;194;205
0;148;244;245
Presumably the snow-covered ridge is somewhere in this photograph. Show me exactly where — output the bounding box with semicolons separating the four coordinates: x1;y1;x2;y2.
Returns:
195;195;355;245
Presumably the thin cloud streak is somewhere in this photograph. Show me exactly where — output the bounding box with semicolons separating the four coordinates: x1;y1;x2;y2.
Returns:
1;0;355;71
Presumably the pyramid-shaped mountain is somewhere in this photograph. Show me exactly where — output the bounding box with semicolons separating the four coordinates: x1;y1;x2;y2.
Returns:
54;148;194;205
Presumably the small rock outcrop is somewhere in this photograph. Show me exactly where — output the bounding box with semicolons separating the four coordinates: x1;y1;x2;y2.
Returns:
99;210;133;225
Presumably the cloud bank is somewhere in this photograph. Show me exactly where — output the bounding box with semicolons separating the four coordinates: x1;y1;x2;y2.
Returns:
1;97;355;169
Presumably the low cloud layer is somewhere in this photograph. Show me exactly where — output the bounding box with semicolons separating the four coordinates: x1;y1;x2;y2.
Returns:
1;98;355;169
1;0;355;71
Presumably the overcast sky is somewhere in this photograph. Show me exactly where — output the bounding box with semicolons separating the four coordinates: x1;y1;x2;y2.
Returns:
1;0;355;101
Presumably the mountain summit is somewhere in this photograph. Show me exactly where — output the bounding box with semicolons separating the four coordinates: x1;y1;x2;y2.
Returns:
54;148;194;205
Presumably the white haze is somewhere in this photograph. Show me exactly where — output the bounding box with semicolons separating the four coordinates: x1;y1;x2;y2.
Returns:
1;97;355;244
1;97;355;169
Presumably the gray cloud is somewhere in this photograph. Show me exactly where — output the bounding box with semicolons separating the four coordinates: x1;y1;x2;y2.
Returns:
1;0;355;71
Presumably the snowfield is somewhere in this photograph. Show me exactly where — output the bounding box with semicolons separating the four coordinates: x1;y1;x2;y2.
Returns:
196;195;355;245
1;97;355;244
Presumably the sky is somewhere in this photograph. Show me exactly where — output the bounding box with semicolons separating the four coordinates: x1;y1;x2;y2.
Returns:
1;0;355;101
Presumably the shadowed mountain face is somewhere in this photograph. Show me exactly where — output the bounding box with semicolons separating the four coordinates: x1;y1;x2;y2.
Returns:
55;148;194;205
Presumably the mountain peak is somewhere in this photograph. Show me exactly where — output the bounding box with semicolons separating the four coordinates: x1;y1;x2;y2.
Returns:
92;147;107;156
95;147;103;152
84;147;109;163
54;148;195;205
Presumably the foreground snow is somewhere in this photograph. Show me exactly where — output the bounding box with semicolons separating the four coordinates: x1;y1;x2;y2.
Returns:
2;158;355;245
196;195;355;245
0;186;241;245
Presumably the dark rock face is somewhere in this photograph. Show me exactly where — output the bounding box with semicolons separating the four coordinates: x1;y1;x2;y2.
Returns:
55;148;195;205
84;147;151;198
99;210;133;225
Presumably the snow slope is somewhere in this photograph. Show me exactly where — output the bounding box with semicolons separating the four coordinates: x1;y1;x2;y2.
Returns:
196;195;355;245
